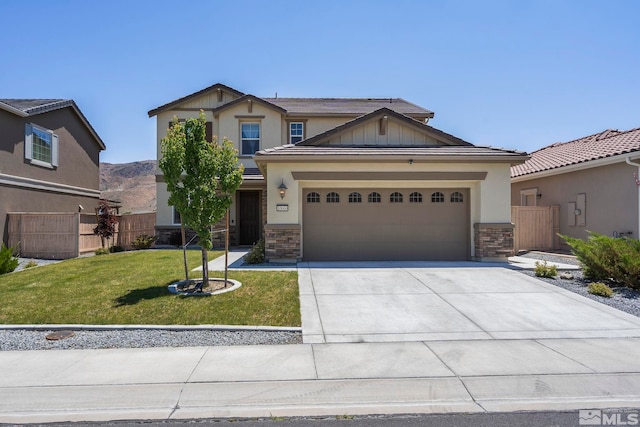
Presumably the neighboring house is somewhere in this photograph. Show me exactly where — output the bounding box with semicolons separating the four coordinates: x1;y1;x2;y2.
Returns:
149;83;527;262
511;127;640;244
0;99;106;245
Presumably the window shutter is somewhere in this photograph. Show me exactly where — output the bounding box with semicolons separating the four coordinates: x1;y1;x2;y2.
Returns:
24;123;33;160
51;133;59;167
205;121;213;142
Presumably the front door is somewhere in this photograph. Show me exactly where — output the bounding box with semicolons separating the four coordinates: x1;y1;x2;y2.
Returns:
238;191;261;245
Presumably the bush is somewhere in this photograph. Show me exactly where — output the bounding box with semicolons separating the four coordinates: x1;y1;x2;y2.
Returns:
244;239;265;264
588;282;614;298
0;243;19;274
95;247;110;256
562;232;640;290
109;245;125;253
131;234;156;250
534;260;557;278
23;259;38;269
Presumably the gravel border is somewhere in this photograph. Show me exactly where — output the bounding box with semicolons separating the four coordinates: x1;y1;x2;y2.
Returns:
517;252;640;318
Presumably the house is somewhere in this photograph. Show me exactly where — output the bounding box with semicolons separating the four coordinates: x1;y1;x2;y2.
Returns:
0;99;105;246
511;127;640;245
149;83;527;262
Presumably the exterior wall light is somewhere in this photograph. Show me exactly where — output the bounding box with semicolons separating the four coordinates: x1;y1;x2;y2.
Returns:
278;179;288;199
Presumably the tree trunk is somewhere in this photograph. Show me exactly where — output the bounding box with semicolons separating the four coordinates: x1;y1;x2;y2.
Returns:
201;246;209;291
224;210;229;285
180;224;189;285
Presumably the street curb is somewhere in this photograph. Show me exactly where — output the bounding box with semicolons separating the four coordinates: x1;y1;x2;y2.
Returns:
0;324;302;332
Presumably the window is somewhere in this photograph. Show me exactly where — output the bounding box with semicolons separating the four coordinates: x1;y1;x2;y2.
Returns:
241;122;260;155
409;192;423;203
431;192;445;203
289;122;304;144
172;207;182;225
368;192;381;203
450;192;464;203
390;192;403;203
348;192;362;203
326;192;340;203
307;192;320;203
25;123;58;167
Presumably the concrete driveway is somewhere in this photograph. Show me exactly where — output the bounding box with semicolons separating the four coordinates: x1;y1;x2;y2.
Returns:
298;262;640;343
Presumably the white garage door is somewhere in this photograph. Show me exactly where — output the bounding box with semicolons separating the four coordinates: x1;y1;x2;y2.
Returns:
302;188;470;261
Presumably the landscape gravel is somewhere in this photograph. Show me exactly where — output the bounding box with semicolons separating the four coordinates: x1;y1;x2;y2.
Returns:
0;329;302;351
517;252;640;318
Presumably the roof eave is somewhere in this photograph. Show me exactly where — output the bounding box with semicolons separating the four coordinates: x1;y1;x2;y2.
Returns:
0;101;29;117
148;83;245;117
255;153;529;164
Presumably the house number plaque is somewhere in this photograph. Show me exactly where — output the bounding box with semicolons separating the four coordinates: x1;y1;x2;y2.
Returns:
276;204;289;212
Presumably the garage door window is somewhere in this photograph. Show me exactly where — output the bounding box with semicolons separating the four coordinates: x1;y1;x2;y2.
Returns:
368;192;381;203
348;192;362;203
409;192;423;203
451;192;464;203
390;192;403;203
327;192;340;203
431;192;445;203
307;192;320;203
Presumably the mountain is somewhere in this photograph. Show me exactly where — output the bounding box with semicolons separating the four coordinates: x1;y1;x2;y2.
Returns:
100;160;156;214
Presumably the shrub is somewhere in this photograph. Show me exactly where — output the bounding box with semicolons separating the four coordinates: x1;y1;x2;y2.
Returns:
588;282;614;298
95;247;110;256
131;234;156;250
562;232;640;290
534;260;557;278
23;259;38;269
244;239;265;264
109;245;125;253
0;243;19;274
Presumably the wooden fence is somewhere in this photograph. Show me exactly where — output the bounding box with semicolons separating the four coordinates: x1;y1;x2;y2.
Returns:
511;206;560;253
8;212;156;259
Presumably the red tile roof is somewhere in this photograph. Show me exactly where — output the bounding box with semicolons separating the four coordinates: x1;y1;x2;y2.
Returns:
511;127;640;178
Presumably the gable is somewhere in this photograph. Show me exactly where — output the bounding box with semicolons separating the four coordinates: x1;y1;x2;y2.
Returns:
298;108;471;148
148;83;244;117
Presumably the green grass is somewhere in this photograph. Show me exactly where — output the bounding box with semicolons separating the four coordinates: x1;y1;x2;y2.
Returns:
0;250;300;326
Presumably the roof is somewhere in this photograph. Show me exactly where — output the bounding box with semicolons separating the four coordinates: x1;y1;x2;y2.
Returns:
511;127;640;178
147;83;245;117
255;145;527;163
0;98;106;150
297;107;471;147
263;97;433;118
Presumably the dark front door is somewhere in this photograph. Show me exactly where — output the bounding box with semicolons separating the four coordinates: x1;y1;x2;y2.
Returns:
238;191;261;245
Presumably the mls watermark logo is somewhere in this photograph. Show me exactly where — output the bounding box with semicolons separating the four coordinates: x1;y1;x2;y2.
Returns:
579;409;639;425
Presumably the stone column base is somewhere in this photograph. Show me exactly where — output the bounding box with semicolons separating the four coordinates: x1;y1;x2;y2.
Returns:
474;223;515;262
264;224;301;262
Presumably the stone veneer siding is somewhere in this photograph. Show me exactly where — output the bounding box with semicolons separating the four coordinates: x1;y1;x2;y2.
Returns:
474;223;514;261
264;224;301;261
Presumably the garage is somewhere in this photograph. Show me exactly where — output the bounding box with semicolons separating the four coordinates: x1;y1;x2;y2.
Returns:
302;188;470;261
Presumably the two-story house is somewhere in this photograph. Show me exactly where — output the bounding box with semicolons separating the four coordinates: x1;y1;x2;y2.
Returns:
149;83;527;262
0;99;105;246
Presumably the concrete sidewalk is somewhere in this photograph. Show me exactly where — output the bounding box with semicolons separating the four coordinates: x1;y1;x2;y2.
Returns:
2;339;640;423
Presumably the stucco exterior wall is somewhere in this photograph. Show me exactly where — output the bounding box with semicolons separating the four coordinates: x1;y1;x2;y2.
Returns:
263;161;513;258
511;161;640;241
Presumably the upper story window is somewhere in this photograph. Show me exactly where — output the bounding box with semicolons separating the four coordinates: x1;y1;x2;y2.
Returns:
241;122;260;155
348;192;362;203
368;192;381;203
306;192;320;203
289;122;304;144
25;123;58;168
450;192;464;203
409;192;423;203
326;192;340;203
390;192;403;203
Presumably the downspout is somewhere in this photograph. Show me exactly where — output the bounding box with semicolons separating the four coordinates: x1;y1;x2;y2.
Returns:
625;157;640;238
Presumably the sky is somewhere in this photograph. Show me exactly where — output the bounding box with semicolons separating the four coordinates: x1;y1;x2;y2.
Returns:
1;0;639;164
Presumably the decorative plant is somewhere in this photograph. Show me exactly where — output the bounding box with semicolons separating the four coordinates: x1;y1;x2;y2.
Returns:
93;200;118;249
131;234;156;250
0;243;19;274
244;239;265;264
588;282;614;298
534;260;557;278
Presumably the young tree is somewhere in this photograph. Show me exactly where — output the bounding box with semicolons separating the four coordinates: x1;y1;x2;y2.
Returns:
159;112;244;290
94;200;118;249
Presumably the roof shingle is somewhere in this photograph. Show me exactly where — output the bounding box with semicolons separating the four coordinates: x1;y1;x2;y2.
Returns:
263;97;433;118
511;127;640;178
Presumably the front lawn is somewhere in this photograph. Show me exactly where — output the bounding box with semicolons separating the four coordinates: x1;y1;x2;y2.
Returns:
0;250;300;326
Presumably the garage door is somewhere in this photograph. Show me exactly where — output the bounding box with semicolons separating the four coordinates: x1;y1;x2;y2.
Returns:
302;188;469;261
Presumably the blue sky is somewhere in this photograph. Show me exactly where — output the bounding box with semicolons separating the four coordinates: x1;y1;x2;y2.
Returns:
1;0;639;164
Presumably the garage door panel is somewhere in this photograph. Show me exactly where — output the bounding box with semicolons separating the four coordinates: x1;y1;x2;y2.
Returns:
303;188;469;261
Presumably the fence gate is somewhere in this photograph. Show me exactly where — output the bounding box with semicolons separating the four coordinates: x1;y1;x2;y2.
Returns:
511;206;560;253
